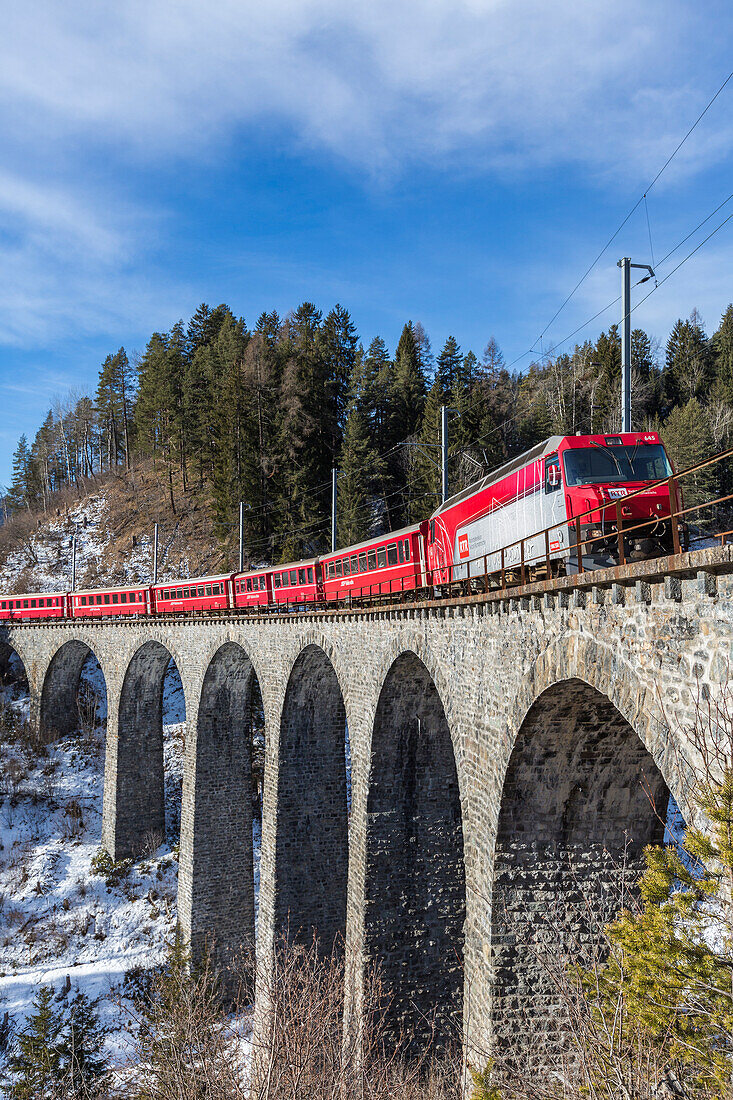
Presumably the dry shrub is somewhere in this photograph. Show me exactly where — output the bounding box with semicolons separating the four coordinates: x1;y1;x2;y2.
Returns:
249;934;462;1100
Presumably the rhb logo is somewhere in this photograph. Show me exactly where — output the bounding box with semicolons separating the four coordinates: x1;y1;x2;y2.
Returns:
458;534;470;559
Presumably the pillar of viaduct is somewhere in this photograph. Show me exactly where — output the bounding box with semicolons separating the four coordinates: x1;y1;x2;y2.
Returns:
3;546;733;1070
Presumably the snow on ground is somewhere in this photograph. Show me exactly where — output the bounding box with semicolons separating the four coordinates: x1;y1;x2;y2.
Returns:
0;494;109;594
0;661;184;1065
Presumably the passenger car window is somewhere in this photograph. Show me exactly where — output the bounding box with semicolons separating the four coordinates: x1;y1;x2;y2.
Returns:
377;547;386;568
368;549;376;570
112;594;119;603
342;558;350;576
387;544;398;565
350;556;358;574
290;570;297;585
359;552;367;573
298;569;306;584
335;560;342;577
205;585;212;596
307;568;313;584
404;539;410;560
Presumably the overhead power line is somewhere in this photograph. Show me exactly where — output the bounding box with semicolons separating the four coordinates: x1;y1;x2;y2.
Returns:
528;66;733;351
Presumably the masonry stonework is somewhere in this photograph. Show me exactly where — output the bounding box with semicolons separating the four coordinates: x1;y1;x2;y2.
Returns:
3;548;733;1066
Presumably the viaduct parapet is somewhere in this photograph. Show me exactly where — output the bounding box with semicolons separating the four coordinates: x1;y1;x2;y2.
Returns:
3;546;732;1066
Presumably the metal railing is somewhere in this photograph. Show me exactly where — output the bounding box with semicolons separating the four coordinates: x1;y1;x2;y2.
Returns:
311;443;733;610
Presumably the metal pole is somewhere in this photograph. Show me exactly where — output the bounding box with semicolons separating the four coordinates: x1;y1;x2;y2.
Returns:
71;532;77;592
331;468;337;553
153;523;159;585
441;404;448;504
619;257;631;432
238;501;244;573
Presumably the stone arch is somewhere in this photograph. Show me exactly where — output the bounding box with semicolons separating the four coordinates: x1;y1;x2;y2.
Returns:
179;641;258;969
365;650;465;1051
490;677;670;1067
274;643;348;952
103;640;185;861
0;636;29;695
40;639;107;740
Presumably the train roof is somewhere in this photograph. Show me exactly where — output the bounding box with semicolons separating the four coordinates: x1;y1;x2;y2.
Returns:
0;590;67;600
432;436;564;517
271;557;319;571
153;573;233;589
72;584;147;596
322;523;419;560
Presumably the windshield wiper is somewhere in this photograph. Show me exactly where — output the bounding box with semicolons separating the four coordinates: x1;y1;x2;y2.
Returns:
589;440;624;479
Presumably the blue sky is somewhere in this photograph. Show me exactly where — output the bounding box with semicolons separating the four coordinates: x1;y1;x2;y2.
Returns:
1;0;733;486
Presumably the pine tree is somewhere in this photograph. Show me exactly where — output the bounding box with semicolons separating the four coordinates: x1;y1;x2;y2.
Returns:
436;336;462;394
581;702;733;1095
663;312;713;409
662;398;717;515
8;435;34;513
412;377;444;515
337;403;385;547
364;336;393;454
275;303;330;560
388;323;427;527
9;985;63;1099
57;991;108;1097
712;304;733;399
321;303;358;463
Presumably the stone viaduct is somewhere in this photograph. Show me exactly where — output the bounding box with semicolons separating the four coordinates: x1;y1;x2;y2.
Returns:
2;545;733;1067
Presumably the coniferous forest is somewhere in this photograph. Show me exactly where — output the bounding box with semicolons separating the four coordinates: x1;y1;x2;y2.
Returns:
3;300;733;566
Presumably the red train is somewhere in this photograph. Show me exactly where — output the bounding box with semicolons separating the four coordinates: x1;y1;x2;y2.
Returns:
0;433;677;622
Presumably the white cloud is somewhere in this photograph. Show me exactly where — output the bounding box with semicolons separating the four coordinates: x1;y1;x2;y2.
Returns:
1;1;731;178
0;0;731;353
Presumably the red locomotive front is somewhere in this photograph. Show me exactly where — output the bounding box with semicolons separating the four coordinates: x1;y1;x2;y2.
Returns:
427;432;675;584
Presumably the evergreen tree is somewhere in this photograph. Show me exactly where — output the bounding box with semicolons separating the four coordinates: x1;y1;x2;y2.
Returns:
8;435;34;513
712;304;733;399
413;377;445;516
321;303;357;462
337;402;385;546
364;336;393;454
581;704;733;1095
662;398;717;514
591;325;622;430
8;985;63;1099
387;322;427;526
436;336;462;395
275;303;330;560
57;991;108;1097
663;312;713;409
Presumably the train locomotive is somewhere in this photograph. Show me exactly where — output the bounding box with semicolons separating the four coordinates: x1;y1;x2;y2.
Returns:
0;432;677;622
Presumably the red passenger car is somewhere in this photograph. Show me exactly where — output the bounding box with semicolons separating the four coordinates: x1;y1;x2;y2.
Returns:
232;569;272;610
271;559;320;608
71;586;150;618
0;592;69;620
320;524;427;604
152;574;233;614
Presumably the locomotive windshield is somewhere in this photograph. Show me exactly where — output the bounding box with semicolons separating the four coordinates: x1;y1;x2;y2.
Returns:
562;444;672;487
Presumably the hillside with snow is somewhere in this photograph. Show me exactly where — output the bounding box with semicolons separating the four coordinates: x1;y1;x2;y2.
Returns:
0;658;186;1065
0;484;259;1074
